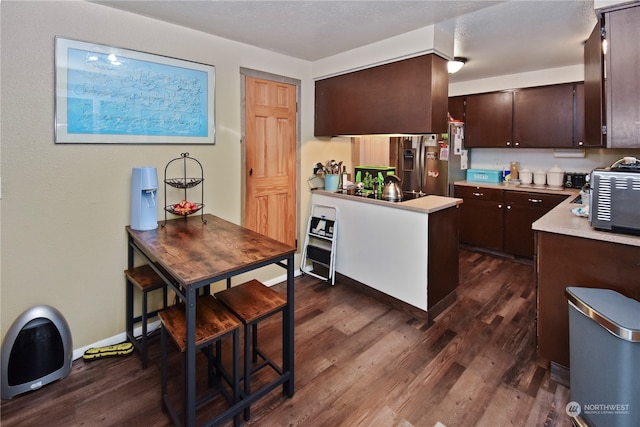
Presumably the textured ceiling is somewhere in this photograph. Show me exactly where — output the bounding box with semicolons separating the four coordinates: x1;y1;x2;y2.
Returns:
93;0;598;83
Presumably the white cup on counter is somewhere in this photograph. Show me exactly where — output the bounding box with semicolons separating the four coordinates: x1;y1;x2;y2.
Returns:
534;169;547;186
520;168;533;184
546;165;565;188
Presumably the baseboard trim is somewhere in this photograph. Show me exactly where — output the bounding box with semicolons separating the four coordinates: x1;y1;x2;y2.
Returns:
72;320;161;360
428;290;457;320
550;360;570;387
337;273;430;321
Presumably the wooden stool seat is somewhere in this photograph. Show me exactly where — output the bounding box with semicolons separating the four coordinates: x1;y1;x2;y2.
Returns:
126;264;166;292
159;296;242;352
159;295;241;426
215;279;287;324
215;279;286;421
125;264;168;368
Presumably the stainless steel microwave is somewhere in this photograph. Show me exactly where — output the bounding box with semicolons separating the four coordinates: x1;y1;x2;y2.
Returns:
589;168;640;234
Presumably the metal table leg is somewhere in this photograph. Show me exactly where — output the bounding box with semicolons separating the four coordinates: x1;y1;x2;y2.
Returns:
184;286;197;427
284;253;295;397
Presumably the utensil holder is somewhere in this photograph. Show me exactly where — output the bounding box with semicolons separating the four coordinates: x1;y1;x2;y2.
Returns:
324;174;339;191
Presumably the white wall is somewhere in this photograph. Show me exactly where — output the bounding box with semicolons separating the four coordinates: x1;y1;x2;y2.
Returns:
0;1;319;347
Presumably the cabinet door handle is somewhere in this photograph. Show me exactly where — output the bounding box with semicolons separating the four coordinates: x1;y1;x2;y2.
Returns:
506;141;511;146
506;205;512;210
472;192;484;197
528;198;543;203
514;142;520;146
498;204;503;208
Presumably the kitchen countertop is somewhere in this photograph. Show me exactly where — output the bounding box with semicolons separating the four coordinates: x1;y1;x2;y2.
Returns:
312;189;462;214
453;180;640;247
454;180;578;196
532;194;640;247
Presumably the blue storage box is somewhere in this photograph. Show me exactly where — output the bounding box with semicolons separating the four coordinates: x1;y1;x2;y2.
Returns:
466;169;503;183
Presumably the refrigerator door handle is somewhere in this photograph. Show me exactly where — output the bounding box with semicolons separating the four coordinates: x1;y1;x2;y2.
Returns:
418;136;425;192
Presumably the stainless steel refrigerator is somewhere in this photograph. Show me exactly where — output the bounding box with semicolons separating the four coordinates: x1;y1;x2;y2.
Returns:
398;122;469;197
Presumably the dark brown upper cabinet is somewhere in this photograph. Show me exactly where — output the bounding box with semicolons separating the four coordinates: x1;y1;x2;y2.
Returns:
583;18;605;147
448;95;465;123
574;81;603;147
584;4;640;148
605;5;640;148
314;54;449;136
465;91;513;148
464;83;582;148
513;84;574;148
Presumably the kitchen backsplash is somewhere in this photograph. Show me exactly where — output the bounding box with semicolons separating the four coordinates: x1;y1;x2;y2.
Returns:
470;147;640;174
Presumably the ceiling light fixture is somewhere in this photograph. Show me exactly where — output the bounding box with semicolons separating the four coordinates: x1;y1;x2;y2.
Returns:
448;57;467;74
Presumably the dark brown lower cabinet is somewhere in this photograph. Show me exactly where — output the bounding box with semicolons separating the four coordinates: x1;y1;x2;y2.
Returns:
427;205;459;311
536;231;640;368
504;192;567;257
455;185;504;251
455;185;566;257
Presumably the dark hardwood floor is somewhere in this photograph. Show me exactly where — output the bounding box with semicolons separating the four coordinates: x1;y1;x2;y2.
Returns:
0;249;572;426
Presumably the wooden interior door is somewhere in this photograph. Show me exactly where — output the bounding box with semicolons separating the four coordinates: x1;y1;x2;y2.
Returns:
245;76;297;247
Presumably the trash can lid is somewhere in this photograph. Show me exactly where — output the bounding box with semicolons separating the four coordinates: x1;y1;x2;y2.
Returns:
566;287;640;342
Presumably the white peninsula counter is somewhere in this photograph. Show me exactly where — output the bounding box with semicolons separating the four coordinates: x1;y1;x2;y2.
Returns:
310;190;462;319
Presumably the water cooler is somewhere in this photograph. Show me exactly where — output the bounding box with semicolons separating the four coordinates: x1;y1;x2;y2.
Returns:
130;167;158;231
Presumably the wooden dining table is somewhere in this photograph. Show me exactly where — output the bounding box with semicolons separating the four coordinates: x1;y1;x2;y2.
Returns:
126;214;296;426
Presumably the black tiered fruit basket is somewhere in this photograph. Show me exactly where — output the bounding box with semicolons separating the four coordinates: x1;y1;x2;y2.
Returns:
162;153;206;225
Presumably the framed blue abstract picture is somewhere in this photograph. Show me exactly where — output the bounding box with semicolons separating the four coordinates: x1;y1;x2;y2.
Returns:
54;37;215;144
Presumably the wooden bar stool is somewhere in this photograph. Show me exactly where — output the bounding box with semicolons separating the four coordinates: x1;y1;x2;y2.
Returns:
159;295;241;426
125;264;168;368
214;279;287;420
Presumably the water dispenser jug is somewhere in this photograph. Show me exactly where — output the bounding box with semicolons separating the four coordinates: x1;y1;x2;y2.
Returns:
130;167;158;231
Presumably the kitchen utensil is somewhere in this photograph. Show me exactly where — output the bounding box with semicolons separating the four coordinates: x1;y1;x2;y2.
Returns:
520;167;533;184
533;169;547;186
382;175;403;201
327;159;341;175
546;165;564;188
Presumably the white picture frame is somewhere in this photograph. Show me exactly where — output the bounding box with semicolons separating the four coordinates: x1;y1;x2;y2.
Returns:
54;37;215;144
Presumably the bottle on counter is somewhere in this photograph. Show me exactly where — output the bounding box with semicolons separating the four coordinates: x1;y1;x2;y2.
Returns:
510;161;519;180
341;166;348;190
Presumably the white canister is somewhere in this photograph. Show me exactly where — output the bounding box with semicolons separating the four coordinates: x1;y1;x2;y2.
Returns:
546;165;565;188
520;167;533;184
533;169;547;186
